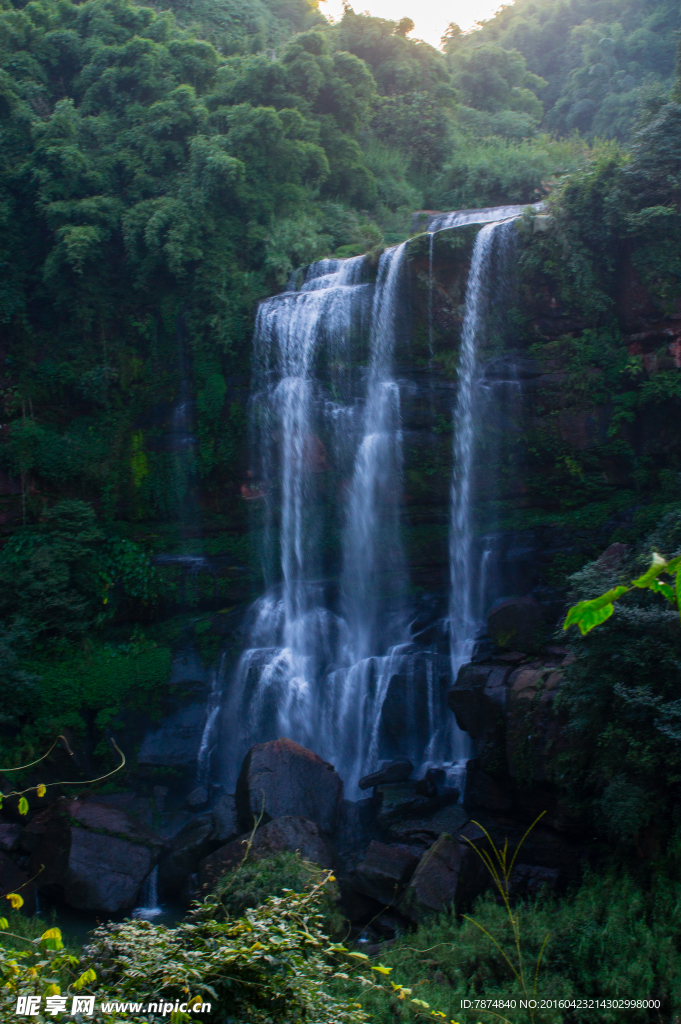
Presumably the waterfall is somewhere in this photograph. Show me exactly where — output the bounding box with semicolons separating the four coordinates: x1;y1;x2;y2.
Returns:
223;245;455;795
449;216;521;678
133;865;162;920
219;206;526;798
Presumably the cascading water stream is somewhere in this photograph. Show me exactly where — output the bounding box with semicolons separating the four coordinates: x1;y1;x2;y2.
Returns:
448;216;521;678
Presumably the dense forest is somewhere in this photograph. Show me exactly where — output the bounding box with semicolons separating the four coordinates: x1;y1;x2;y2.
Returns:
1;0;681;1019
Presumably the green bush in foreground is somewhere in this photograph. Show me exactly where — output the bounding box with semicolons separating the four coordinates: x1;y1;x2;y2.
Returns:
338;870;681;1024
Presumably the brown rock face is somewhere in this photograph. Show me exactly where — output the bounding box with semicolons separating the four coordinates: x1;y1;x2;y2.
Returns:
198;815;333;890
236;738;343;833
505;666;565;784
28;798;164;913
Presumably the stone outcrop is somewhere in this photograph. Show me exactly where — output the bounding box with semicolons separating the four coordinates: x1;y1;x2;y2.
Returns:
159;814;215;897
354;841;419;904
27;798;164;913
358;757;413;790
236;738;343;833
401;823;488;921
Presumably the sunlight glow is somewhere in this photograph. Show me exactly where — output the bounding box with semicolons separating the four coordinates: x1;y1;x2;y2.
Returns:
320;0;511;49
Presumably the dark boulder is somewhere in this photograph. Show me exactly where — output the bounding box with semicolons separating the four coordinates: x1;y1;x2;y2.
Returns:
359;757;413;790
186;786;209;809
236;739;343;834
401;823;488;921
28;798;164;913
447;663;511;739
198;815;333;891
487;597;546;654
387;803;469;844
355;841;419;904
159;814;215;897
211;793;240;844
374;781;452;828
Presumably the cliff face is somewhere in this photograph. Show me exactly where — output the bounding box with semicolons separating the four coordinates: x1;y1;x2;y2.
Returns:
396;215;681;613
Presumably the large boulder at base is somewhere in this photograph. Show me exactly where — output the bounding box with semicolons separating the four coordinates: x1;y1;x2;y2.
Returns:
159;814;215;897
355;841;419;904
28;799;163;913
0;851;36;915
198;815;333;891
358;757;413;790
487;597;545;654
236;739;343;833
401;824;488;921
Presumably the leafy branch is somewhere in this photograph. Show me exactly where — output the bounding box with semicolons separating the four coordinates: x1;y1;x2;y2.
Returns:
563;551;680;634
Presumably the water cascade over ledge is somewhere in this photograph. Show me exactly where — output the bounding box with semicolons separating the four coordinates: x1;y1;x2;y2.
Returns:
220;207;528;796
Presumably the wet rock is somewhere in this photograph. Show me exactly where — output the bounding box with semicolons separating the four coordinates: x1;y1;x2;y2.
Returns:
0;851;36;915
358;757;413;790
186;786;209;809
447;663;511;764
198;815;333;890
138;703;207;767
386;803;469;844
211;793;239;844
375;782;433;827
0;823;20;853
401;824;488;921
487;597;546;654
236;738;343;834
159;814;215;897
414;767;446;797
28;799;164;913
355;841;419;904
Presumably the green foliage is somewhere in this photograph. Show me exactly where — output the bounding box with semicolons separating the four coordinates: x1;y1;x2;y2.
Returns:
449;45;546;121
0;924;87;1014
0;620;40;725
459;0;681;142
556;511;681;844
212;851;345;936
430;134;590;212
79;877;368;1023
28;635;171;742
340;870;681;1023
0;501;159;639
